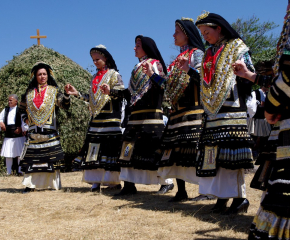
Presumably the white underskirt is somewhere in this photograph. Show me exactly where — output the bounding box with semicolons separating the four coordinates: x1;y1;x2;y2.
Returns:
199;168;246;198
82;169;120;185
1;136;25;158
22;170;61;190
158;164;199;184
120;167;166;185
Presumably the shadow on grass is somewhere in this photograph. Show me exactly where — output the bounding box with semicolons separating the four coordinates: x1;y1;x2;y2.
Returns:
103;190;253;235
194;228;247;240
0;188;23;194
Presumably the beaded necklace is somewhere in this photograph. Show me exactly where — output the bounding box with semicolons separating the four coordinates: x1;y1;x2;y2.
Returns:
164;48;195;106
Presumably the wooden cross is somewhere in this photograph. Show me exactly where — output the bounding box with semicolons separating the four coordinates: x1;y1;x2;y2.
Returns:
30;29;47;45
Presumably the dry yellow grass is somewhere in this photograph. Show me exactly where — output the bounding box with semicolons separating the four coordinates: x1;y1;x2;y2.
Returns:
0;171;262;240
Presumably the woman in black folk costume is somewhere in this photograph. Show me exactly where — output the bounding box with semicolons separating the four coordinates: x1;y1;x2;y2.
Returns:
234;3;290;238
194;12;255;214
142;18;214;202
101;35;167;195
65;45;124;192
19;62;70;193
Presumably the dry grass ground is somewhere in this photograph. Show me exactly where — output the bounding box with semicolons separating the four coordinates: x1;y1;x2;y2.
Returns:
0;171;261;240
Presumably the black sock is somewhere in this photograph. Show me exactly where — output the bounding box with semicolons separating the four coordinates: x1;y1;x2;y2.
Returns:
176;178;186;193
124;181;135;189
231;198;245;207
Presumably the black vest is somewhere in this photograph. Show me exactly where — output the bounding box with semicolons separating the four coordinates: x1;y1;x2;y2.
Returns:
3;106;22;138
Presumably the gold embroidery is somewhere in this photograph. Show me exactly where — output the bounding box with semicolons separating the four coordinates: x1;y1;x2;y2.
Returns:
202;146;217;170
86;143;100;162
170;109;204;121
119;141;135;161
91;118;121;123
89;69;118;118
200;39;249;116
131;109;162;115
267;91;280;107
277;146;290;160
26;86;57;127
100;101;113;114
206;119;247;128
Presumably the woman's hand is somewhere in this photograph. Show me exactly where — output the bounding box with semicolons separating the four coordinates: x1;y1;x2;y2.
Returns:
100;83;110;95
65;84;79;96
265;111;281;124
176;56;190;72
232;60;256;82
141;62;154;77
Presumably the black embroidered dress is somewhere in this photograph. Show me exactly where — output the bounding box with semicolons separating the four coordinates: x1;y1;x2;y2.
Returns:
19;63;70;190
249;13;290;240
110;56;166;184
75;69;124;185
151;45;204;183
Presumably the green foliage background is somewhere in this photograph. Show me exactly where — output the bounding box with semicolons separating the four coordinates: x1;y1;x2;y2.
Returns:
0;45;92;169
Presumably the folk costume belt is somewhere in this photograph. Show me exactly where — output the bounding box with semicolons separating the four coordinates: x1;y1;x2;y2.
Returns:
131;109;162;115
29;132;59;143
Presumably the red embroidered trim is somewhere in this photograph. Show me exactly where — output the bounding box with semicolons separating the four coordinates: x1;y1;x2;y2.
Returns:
203;46;224;84
92;69;108;94
33;87;47;109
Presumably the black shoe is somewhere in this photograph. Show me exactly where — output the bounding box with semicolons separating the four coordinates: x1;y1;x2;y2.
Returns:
114;186;137;196
156;183;174;194
210;198;229;213
222;198;249;215
23;187;35;194
91;186;100;192
190;194;216;201
168;191;188;202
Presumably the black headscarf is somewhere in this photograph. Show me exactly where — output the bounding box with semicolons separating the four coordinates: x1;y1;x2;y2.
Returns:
195;12;241;40
175;19;205;52
90;46;118;71
135;35;167;75
27;62;58;91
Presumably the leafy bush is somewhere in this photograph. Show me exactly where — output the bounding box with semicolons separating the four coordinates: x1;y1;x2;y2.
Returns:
0;45;92;169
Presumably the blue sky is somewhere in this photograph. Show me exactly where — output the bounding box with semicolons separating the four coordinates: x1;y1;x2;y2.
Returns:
0;0;286;87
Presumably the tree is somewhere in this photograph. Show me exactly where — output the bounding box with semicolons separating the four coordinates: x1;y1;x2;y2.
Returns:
0;45;92;170
231;15;279;64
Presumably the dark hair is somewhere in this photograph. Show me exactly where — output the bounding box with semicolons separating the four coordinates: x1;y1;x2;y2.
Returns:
90;47;118;71
135;35;167;75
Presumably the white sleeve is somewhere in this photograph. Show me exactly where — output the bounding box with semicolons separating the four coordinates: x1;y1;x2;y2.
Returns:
21;119;29;132
189;49;204;71
246;91;257;118
259;89;266;102
0;108;5;122
152;61;165;77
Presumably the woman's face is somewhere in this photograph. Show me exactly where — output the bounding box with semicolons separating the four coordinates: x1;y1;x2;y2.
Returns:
36;68;48;85
198;25;221;45
91;52;106;70
173;25;188;47
134;38;146;59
